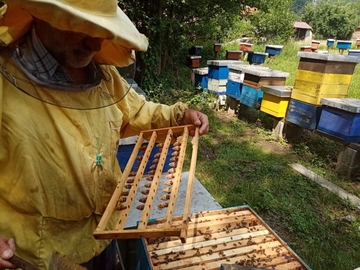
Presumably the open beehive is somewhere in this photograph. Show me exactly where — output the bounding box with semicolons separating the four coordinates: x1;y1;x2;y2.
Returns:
143;206;311;270
94;125;199;243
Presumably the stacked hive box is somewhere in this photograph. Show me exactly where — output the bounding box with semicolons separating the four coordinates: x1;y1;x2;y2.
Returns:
226;64;245;101
234;65;289;109
207;60;243;106
286;52;360;130
192;67;208;90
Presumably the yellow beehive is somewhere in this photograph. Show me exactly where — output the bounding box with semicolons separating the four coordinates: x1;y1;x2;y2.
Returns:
260;86;292;118
291;52;359;105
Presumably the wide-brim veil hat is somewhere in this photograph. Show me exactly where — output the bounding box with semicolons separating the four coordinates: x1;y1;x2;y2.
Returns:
0;0;149;67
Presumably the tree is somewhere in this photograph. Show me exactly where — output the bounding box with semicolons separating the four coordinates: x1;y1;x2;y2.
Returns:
119;0;245;92
247;0;296;44
301;0;359;39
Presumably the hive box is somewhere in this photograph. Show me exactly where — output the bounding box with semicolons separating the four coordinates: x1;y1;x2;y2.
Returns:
193;67;208;89
326;39;335;47
226;50;242;60
311;40;321;50
207;78;227;93
235;65;289;89
239;42;253;51
286;99;322;130
300;46;312;52
292;52;360;105
207;60;243;80
186;55;201;69
260;85;292;118
317;98;360;143
348;50;360;57
265;45;283;56
240;85;263;108
226;72;243;101
140;206;311;270
213;43;222;52
247;51;268;65
336;40;352;49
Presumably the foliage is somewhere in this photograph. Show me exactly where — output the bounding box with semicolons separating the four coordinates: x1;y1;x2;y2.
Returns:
242;0;296;44
119;0;244;95
301;0;359;39
292;0;313;14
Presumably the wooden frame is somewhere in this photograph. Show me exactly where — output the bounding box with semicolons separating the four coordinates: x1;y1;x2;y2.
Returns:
94;125;199;243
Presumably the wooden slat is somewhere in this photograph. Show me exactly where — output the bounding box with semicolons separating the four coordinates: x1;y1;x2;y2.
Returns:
147;225;269;252
164;127;189;229
94;133;145;232
180;128;199;241
137;129;173;230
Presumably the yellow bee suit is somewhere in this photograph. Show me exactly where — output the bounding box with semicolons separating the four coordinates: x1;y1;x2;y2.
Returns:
0;48;186;269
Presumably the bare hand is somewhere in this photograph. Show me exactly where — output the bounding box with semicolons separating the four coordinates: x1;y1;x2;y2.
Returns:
182;109;209;136
0;236;16;269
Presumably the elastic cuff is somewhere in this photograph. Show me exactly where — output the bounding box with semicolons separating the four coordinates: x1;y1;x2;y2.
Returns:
173;102;188;126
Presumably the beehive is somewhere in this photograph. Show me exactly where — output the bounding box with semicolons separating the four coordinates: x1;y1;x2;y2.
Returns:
186;55;201;69
285;99;322;130
239;43;253;51
265;45;283;56
291;52;360;105
193;67;208;89
247;52;268;65
311;40;320;50
226;50;243;60
142;206;311;270
235;66;289;109
317;98;360;143
260;85;292;118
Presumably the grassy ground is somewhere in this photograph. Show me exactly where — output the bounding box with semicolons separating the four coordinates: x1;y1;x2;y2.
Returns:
183;109;360;270
181;41;360;270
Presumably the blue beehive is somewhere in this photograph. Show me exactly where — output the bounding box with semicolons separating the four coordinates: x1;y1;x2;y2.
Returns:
247;51;268;65
207;60;243;80
226;73;242;101
193;67;208;89
336;40;352;49
265;45;283;56
240;85;263;109
317;98;360;143
285;99;322;130
327;39;335;47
